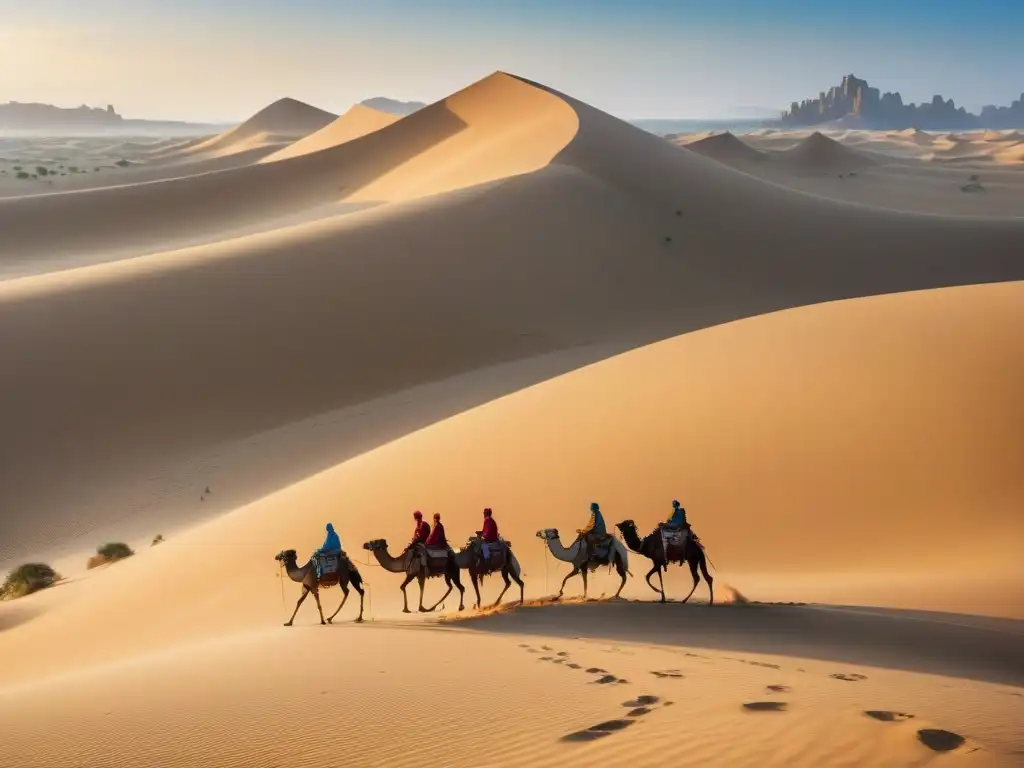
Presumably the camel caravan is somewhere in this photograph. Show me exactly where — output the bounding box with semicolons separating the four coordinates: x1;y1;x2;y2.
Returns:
275;502;713;626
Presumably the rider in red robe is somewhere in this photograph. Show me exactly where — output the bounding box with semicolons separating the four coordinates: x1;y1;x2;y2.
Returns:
480;507;499;560
425;512;448;549
410;511;430;547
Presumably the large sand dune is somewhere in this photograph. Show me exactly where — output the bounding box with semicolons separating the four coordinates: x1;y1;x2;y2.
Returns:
179;97;336;158
261;104;401;162
1;72;1022;767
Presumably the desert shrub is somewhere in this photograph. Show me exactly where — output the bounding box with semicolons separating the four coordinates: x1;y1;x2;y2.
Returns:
94;167;101;172
35;166;48;176
87;541;135;569
12;165;22;170
115;159;131;167
15;171;29;180
151;534;165;546
68;166;79;173
1;563;60;601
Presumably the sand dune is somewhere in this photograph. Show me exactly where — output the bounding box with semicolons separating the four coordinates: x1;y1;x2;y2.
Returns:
2;72;1024;566
262;104;401;162
682;131;767;163
2;70;1023;768
773;131;880;173
177;97;336;158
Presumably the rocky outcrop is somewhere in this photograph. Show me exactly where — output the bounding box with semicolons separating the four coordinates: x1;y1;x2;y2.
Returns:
778;75;1023;130
0;101;123;129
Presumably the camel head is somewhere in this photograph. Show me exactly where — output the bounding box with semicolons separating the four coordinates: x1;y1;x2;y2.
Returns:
616;520;637;532
535;528;559;541
274;549;298;564
363;539;388;552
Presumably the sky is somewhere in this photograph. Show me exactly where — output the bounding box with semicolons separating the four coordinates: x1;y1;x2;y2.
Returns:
1;0;1022;122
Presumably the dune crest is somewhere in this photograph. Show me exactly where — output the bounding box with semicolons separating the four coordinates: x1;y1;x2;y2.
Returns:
776;131;879;172
262;104;401;162
182;97;337;158
682;131;767;164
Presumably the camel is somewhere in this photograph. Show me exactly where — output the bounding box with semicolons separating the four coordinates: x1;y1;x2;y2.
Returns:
453;538;525;609
535;528;630;599
363;539;465;613
615;520;714;605
274;549;365;626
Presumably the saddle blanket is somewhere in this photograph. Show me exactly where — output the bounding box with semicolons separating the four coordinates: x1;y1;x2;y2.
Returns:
426;548;450;560
316;553;341;574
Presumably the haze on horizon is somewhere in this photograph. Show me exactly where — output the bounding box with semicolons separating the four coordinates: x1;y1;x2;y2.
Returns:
2;0;1023;123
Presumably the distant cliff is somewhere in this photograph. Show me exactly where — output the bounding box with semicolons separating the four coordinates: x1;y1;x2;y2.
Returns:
0;101;123;129
778;74;1024;129
359;97;427;116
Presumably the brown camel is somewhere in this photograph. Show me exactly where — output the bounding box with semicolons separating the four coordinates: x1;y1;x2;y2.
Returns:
453;538;525;609
274;549;365;625
615;520;713;604
362;539;465;613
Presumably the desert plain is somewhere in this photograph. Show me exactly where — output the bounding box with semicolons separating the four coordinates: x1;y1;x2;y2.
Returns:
0;72;1022;768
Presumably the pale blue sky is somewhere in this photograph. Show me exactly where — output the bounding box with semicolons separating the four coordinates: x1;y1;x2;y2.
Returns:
2;0;1021;121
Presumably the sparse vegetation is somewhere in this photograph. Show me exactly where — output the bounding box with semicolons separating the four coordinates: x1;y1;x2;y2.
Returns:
1;563;60;601
961;181;985;193
12;165;22;171
36;166;49;176
86;541;136;569
151;534;165;546
16;171;30;180
68;166;80;173
115;158;131;168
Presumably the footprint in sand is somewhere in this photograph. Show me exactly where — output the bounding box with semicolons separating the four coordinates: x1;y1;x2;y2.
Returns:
623;695;659;707
742;701;788;712
539;656;553;661
586;667;607;674
651;669;684;679
556;651;569;657
593;674;619;684
560;719;635;742
766;685;791;694
747;661;781;670
864;710;914;723
830;673;868;682
917;729;965;752
541;645;553;651
566;663;581;669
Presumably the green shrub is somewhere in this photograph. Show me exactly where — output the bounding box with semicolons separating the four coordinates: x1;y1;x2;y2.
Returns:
1;563;60;601
36;166;48;176
15;171;29;180
87;541;135;569
115;159;131;168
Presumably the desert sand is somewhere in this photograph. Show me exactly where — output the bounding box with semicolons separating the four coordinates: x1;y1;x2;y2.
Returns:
1;72;1022;767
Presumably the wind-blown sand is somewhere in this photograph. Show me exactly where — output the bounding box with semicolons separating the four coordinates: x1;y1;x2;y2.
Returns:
1;72;1022;767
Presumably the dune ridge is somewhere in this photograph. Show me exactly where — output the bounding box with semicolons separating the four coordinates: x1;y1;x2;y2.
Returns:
682;131;767;163
261;104;401;162
181;97;336;158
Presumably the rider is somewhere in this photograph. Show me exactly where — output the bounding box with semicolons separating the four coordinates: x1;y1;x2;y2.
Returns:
425;512;449;550
479;507;499;560
314;522;342;578
577;502;608;560
409;511;431;569
665;500;689;530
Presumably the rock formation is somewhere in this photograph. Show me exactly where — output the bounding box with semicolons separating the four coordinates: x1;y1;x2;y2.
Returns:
778;74;1024;130
0;101;124;129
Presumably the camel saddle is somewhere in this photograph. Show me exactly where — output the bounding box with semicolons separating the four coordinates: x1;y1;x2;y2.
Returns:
468;537;508;572
586;534;614;565
659;526;690;561
316;552;346;587
425;548;453;570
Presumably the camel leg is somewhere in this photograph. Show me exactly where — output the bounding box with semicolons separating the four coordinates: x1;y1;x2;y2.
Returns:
581;567;589;600
455;574;465;611
613;557;627;599
284;587;310;626
399;574;416;613
471;572;482;610
312;588;327;625
700;555;714;606
513;568;525;605
657;567;666;603
491;569;512;608
681;557;700;604
326;584;350;623
557;567;579;599
427;578;454;612
644;564;664;601
417;574;428;612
